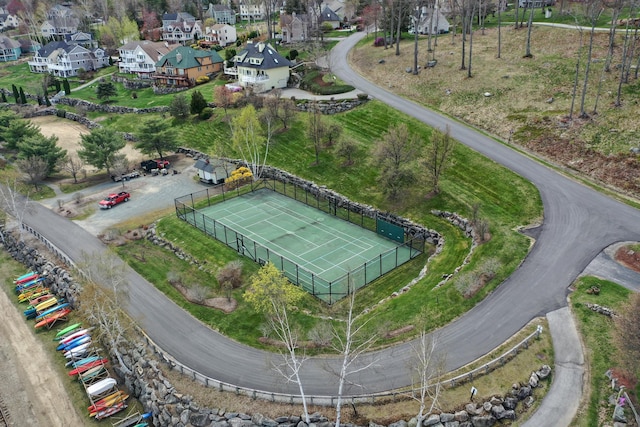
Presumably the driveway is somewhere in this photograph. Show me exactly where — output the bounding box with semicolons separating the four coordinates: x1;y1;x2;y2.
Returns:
19;32;640;406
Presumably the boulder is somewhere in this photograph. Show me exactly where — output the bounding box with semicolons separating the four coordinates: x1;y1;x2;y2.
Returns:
389;420;408;427
529;372;539;388
613;405;627;423
454;411;469;422
470;415;496;427
503;397;518;410
537;365;552;379
517;386;532;400
465;403;483;416
440;413;454;423
424;414;442;426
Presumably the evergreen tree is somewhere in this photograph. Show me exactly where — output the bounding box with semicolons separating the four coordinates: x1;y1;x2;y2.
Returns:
63;79;71;95
11;84;19;103
17;134;67;175
168;93;190;120
190;90;207;115
54;79;61;92
96;81;117;103
19;87;26;104
1;91;6;103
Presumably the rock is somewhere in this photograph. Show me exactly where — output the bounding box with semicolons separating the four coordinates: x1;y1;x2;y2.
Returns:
488;396;502;406
440;413;454;423
517;386;532;400
537;365;552;379
454;411;469;422
482;402;492;412
262;418;278;427
379;59;386;64
529;372;539;388
424;414;442;426
470;415;496;427
465;403;483;416
406;67;413;73
483;92;492;97
546;97;554;103
190;412;209;427
252;414;265;425
613;405;627;423
503;397;518;410
524;396;535;408
389;420;408;427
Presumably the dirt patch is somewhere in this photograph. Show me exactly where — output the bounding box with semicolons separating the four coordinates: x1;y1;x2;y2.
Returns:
29;115;145;172
614;245;640;273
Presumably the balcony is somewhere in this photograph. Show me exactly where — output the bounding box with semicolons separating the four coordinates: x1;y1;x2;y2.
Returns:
224;66;238;76
239;74;269;83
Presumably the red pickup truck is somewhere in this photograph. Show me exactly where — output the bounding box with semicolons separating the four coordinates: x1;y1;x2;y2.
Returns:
99;191;130;209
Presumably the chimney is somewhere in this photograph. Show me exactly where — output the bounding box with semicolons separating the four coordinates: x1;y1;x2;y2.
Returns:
176;52;182;62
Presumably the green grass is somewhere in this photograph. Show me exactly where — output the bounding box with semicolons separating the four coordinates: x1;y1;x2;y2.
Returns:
570;277;633;426
111;99;541;348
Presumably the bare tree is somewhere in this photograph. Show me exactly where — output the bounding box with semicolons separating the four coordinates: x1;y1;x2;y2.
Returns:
614;292;640;376
421;125;456;194
603;0;624;73
330;289;378;427
244;263;311;423
615;16;634;107
569;14;585;120
0;169;32;240
280;98;297;129
307;101;326;165
410;331;445;426
58;153;85;184
215;85;235;125
78;251;134;376
262;95;280;143
335;138;358;166
15;156;48;191
373;123;419;201
523;0;535;58
579;0;604;118
216;260;244;302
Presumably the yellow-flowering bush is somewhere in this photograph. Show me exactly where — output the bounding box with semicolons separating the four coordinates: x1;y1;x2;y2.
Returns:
225;166;253;189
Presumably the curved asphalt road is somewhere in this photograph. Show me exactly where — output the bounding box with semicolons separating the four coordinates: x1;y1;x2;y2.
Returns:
20;32;640;399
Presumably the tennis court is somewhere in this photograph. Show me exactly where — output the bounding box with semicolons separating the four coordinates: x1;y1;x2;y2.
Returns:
177;187;417;303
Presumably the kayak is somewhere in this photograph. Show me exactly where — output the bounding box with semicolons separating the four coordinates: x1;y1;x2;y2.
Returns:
86;377;117;397
80;365;107;383
35;303;70;320
54;323;82;340
68;358;108;376
59;335;91;352
58;328;92;345
14;271;36;283
34;308;72;329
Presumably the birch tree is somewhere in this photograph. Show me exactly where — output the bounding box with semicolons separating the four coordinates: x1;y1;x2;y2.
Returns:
331;289;378;427
244;263;311;423
231;105;268;179
0;169;32;240
410;331;445;426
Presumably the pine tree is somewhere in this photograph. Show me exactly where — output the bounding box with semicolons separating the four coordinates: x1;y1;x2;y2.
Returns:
1;91;6;103
19;87;27;104
63;79;71;95
11;84;19;103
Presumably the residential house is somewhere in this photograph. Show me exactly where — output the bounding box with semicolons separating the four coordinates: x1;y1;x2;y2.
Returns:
0;35;21;62
280;12;310;43
40;5;79;39
411;6;450;35
204;24;237;47
0;12;19;31
205;4;236;25
237;0;265;21
28;40;109;77
118;40;177;78
153;45;223;87
162;12;203;45
225;41;291;93
64;31;96;49
318;6;341;29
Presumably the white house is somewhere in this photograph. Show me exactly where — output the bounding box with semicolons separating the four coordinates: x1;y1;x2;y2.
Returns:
162;12;203;44
411;7;450;35
28;41;109;77
237;0;265;21
225;41;292;93
40;5;79;38
0;13;19;31
118;40;177;78
204;24;237;47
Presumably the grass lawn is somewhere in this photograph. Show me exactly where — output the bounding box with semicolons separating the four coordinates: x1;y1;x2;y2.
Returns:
110;98;540;348
570;277;636;426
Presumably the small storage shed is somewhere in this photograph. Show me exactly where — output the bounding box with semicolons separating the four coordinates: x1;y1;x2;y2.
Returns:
194;158;232;184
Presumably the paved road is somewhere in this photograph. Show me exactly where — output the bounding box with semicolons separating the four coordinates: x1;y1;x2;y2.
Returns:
19;32;640;403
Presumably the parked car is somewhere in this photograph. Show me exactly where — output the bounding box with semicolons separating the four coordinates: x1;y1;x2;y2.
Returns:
140;159;170;172
99;191;130;209
111;170;141;182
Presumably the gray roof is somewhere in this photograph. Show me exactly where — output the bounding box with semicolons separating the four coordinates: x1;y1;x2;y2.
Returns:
194;158;232;177
0;35;20;49
37;40;75;56
234;42;291;70
319;6;341;23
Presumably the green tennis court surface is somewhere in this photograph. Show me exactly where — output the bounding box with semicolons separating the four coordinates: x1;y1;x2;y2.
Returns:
179;188;416;303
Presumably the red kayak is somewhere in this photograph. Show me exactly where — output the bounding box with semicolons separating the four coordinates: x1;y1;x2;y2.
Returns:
68;358;108;376
34;308;72;329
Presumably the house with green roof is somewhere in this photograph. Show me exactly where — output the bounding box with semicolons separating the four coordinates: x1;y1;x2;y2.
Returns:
153;46;223;87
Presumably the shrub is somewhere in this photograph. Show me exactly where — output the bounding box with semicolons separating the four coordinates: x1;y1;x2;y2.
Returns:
374;37;385;47
199;107;214;120
196;75;210;85
289;49;299;60
357;93;369;101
